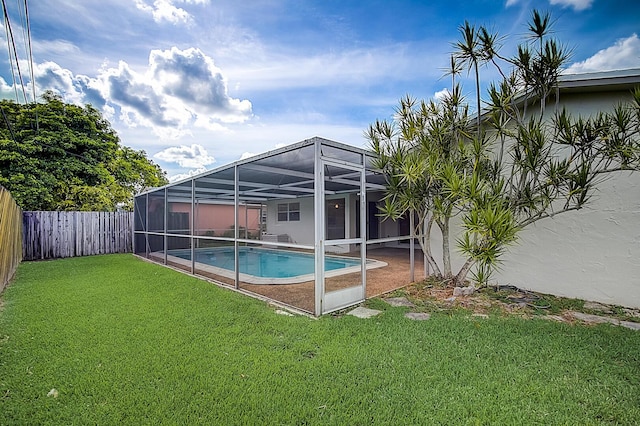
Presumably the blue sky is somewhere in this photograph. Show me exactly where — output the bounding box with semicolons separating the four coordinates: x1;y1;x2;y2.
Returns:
2;0;639;180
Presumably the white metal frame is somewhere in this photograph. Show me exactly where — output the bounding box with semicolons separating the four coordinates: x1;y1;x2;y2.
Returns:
133;137;415;316
317;149;367;314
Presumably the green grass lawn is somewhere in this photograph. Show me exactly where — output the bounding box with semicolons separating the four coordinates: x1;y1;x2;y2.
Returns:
1;254;639;425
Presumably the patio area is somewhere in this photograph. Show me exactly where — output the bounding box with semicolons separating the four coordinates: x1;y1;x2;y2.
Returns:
235;247;424;314
156;247;425;314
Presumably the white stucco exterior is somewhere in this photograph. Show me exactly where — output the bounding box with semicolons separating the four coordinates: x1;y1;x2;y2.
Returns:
496;82;640;308
497;174;639;307
264;194;357;253
440;70;640;308
264;196;315;245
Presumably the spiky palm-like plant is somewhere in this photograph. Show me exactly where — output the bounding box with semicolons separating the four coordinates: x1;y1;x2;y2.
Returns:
368;10;640;287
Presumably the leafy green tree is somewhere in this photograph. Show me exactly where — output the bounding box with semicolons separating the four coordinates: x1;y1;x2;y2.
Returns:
0;91;167;211
368;10;640;287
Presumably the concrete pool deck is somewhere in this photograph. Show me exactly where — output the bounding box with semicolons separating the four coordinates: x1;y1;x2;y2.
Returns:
152;247;425;315
239;247;426;314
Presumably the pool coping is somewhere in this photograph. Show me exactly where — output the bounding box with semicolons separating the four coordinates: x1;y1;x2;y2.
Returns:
154;248;388;285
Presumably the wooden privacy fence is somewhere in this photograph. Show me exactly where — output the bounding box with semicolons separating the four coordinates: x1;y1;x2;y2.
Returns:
23;211;134;261
0;186;22;292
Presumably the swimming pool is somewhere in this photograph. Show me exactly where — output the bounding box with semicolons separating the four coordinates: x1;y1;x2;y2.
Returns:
166;247;387;285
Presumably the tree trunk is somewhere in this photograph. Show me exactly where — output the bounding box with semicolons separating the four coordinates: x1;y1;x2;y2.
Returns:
421;214;442;277
439;217;452;279
454;258;476;286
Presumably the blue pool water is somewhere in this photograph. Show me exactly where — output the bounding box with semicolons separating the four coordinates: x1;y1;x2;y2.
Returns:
170;247;361;278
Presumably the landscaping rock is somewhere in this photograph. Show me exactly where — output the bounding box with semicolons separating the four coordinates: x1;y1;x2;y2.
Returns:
569;311;620;324
471;313;488;319
583;301;613;313
385;297;416;308
405;312;431;321
347;307;382;319
453;285;475;297
542;315;569;323
567;311;638;330
569;311;615;325
506;303;526;312
619;321;640;331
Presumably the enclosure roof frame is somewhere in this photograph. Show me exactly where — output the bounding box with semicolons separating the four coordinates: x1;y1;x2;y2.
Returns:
135;137;385;204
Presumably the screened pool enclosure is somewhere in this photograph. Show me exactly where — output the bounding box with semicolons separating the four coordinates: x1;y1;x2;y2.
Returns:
134;137;420;315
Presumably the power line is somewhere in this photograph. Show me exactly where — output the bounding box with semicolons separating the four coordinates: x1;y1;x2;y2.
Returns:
16;0;37;105
0;103;17;141
1;2;19;102
23;0;38;129
1;0;29;104
24;0;36;103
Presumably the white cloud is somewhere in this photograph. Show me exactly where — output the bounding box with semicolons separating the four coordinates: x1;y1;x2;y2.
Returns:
225;43;440;92
134;0;211;25
21;47;252;138
549;0;593;11
564;34;640;74
33;39;81;57
31;61;105;106
506;0;593;10
433;88;450;101
121;117;367;181
239;152;257;160
154;144;216;168
134;0;190;25
0;77;14;99
149;47;252;123
168;166;208;182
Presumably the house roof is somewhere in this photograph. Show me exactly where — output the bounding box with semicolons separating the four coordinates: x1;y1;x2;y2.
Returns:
558;68;640;93
474;68;640;122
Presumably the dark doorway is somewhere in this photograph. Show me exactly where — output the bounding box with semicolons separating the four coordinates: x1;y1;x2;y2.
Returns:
326;199;345;240
355;201;380;239
368;201;379;239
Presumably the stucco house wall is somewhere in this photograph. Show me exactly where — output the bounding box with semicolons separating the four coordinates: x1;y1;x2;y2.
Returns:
431;70;640;308
264;192;402;252
497;85;640;308
265;196;315;245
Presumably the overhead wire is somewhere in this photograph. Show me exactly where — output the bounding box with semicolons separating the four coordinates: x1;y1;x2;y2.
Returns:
21;0;38;130
0;104;16;141
0;0;116;198
1;0;19;103
0;0;43;149
17;0;36;103
0;0;101;165
1;0;28;104
0;0;25;143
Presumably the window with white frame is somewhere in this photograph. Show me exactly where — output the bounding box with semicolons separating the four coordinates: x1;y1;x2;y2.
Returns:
277;202;300;222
